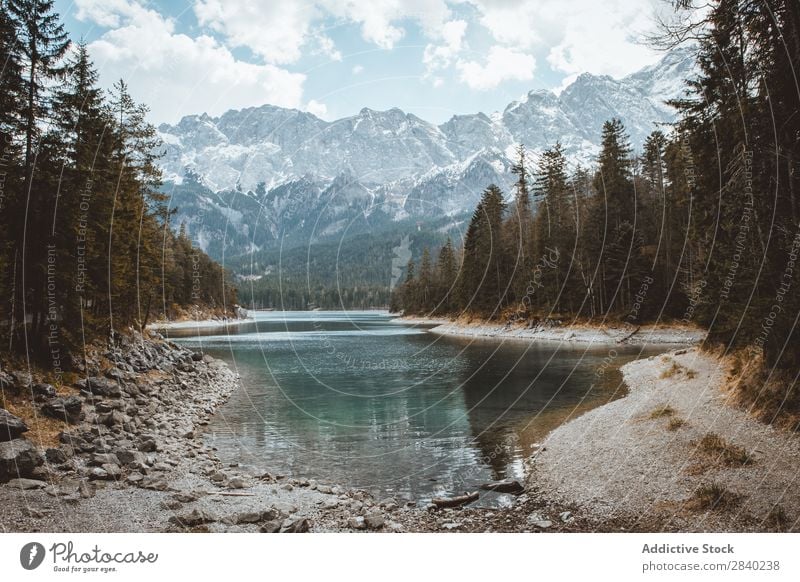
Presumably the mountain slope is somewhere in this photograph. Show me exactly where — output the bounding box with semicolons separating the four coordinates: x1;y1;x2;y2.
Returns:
158;47;697;278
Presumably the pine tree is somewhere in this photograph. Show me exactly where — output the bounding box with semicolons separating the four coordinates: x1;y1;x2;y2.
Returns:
459;185;507;315
418;247;433;313
5;0;70;349
533;143;572;313
504;144;533;303
435;238;457;313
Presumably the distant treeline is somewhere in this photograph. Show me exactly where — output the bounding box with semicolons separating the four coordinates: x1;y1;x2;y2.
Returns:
0;1;236;360
231;226;456;311
394;0;800;416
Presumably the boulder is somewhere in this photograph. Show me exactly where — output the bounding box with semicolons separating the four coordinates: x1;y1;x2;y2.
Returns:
0;372;14;393
347;516;366;530
90;452;120;466
364;513;385;529
259;520;282;533
115;449;147;467
282;518;310;533
234;511;263;524
78;480;96;498
527;513;553;529
136;436;157;453
31;383;57;401
0;408;28;441
11;371;32;388
6;478;46;490
77;377;121;398
0;439;43;482
41;396;83;424
45;448;68;465
169;508;216;527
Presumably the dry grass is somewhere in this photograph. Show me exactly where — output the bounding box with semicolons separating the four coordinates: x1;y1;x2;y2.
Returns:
667;417;686;431
686;482;740;511
726;350;800;430
0;393;67;448
649;405;676;419
765;505;790;532
693;432;753;467
660;360;697;380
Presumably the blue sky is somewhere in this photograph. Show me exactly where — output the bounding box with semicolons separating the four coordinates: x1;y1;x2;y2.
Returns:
54;0;670;125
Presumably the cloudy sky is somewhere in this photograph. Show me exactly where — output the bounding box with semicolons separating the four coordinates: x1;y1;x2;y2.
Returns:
55;0;674;125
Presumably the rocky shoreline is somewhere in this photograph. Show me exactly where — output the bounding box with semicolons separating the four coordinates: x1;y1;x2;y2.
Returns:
0;333;564;533
5;328;784;533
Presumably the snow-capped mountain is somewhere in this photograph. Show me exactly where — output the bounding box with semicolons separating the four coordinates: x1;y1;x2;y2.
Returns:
158;47;696;260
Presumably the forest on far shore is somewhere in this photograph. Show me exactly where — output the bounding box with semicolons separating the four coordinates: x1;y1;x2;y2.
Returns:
392;0;800;424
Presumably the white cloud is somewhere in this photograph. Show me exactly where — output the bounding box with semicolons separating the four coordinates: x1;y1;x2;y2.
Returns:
464;0;664;79
423;19;467;74
306;99;329;118
76;0;306;123
194;0;316;65
321;0;452;49
352;64;365;75
316;35;342;61
456;45;536;90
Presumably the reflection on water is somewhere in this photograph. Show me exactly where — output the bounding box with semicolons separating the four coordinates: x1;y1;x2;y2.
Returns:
167;311;665;504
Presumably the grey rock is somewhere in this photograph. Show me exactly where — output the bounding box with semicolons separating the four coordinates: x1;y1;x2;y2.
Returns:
259;520;282;533
379;497;398;511
169;508;216;527
228;477;249;489
321;499;339;510
136;436;158;452
364;513;385;529
160;499;183;510
31;383;57;401
78;480;96;498
0;438;43;482
6;478;46;490
347;516;366;530
282;518;310;533
45;448;68;465
527;513;553;528
126;472;144;484
90;452;120;466
101;463;122;478
41;396;83;424
0;408;28;441
172;491;201;503
140;475;169;491
234;511;263;524
559;511;574;523
12;371;32;388
88;467;110;480
78;377;121;398
115;449;147;466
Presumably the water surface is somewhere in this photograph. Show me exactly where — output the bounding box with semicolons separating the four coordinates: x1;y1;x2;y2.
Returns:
168;311;665;504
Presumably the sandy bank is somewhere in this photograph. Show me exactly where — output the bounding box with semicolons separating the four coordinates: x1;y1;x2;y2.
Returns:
529;348;800;531
422;318;705;346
